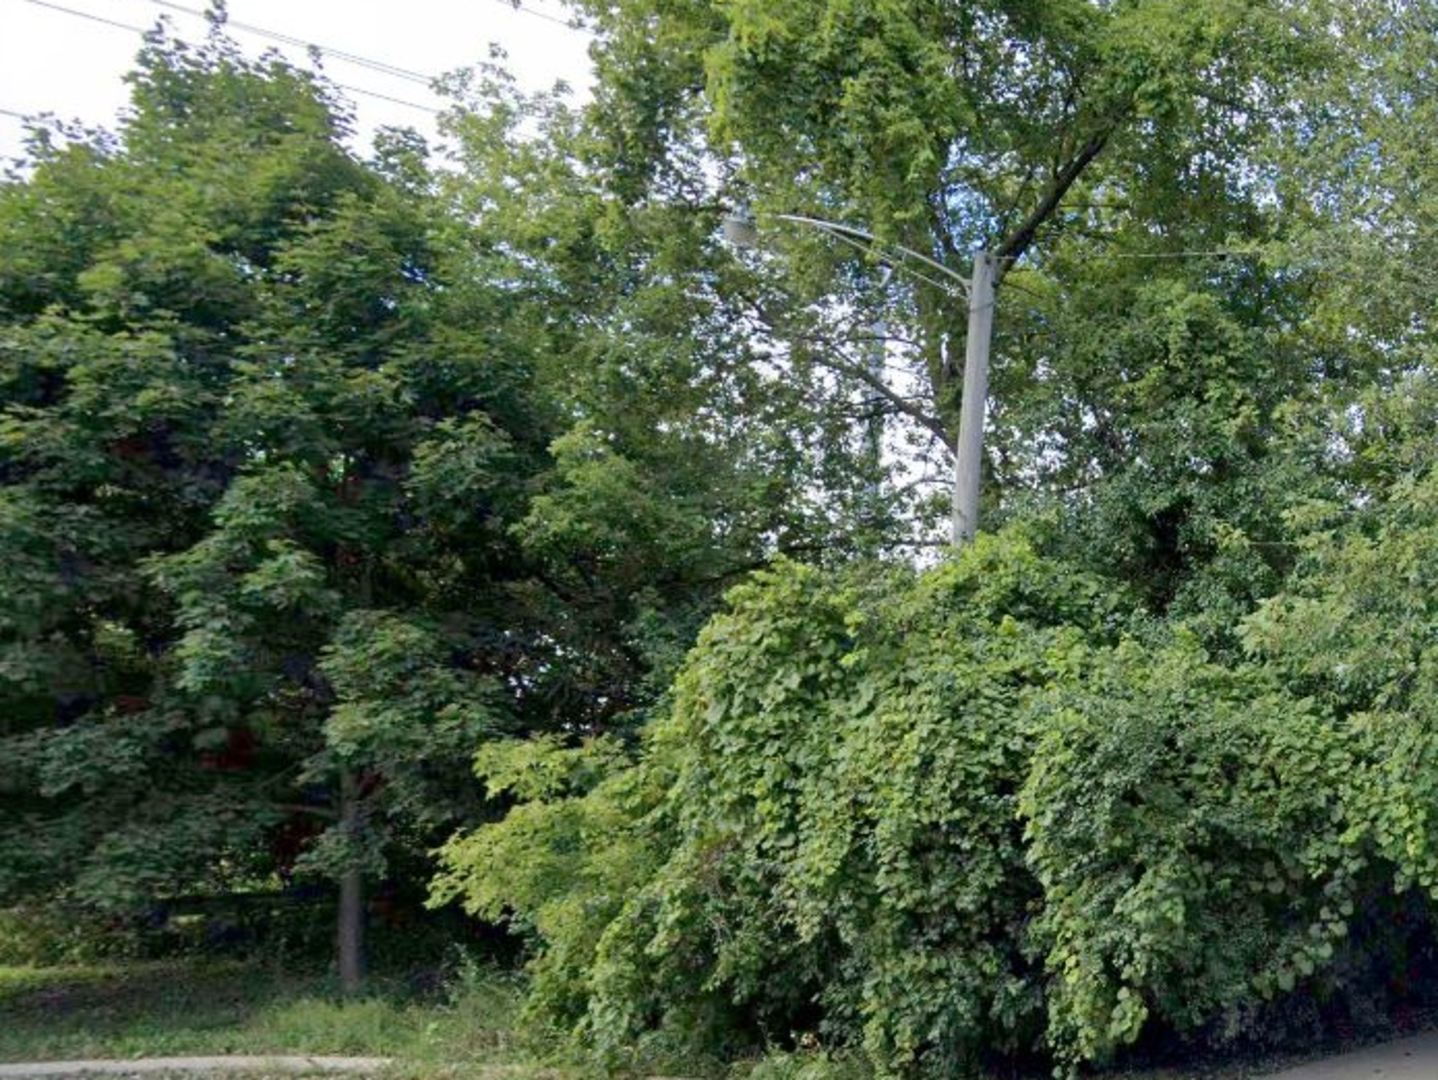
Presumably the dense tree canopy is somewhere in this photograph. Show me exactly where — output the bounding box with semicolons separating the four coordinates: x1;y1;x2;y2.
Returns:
0;18;880;979
0;30;551;980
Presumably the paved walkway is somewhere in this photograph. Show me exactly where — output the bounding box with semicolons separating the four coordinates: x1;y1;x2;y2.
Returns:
0;1058;391;1077
1265;1031;1438;1078
8;1043;1438;1080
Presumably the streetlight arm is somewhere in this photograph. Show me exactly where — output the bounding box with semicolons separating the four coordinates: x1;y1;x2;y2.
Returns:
771;213;971;296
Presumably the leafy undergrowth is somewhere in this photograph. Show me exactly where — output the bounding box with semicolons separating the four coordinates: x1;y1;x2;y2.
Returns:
0;960;531;1072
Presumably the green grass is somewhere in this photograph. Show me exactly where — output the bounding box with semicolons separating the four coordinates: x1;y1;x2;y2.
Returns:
0;959;534;1071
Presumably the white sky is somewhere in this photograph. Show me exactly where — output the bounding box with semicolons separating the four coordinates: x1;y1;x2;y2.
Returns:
0;0;595;159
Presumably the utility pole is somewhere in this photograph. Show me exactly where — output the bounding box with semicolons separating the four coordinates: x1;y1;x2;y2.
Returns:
951;252;994;546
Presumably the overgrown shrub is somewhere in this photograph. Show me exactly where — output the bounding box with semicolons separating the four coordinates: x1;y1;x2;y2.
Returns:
435;507;1438;1076
1020;636;1361;1064
0;906;141;965
1019;466;1438;1068
435;532;1117;1073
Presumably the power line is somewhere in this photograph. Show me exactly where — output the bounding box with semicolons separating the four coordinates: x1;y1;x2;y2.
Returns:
13;0;441;114
145;0;435;86
22;0;144;33
331;85;439;114
1100;247;1265;260
488;0;585;32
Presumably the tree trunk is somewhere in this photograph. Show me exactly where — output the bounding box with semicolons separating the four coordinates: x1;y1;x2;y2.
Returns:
336;769;365;994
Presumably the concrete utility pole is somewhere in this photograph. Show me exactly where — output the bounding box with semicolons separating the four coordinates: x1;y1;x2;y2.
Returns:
951;252;994;546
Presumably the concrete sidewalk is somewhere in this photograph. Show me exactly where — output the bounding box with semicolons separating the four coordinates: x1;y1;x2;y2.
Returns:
1265;1031;1438;1078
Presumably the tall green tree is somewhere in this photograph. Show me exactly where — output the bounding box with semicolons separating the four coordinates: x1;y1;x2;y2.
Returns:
435;1;1438;1075
1;17;888;984
0;27;549;985
563;0;1351;593
438;63;899;715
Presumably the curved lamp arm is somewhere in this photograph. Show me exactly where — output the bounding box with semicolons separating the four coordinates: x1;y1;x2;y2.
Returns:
723;210;969;297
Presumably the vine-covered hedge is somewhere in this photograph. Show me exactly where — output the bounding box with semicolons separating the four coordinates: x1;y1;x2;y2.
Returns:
434;521;1438;1075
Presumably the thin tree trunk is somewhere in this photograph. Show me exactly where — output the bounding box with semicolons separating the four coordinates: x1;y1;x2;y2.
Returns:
336;769;364;995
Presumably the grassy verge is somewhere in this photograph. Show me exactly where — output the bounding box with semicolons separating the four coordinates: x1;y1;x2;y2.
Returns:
6;960;1423;1080
0;959;532;1071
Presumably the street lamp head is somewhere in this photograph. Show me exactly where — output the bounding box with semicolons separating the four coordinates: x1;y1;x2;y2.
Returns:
721;210;760;250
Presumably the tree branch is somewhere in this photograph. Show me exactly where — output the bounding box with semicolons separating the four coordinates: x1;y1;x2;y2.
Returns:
750;299;953;445
993;130;1110;284
272;802;339;821
797;332;953;445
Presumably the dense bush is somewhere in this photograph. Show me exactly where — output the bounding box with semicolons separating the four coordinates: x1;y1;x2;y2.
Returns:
0;906;141;966
1021;638;1361;1064
437;513;1438;1076
436;533;1118;1073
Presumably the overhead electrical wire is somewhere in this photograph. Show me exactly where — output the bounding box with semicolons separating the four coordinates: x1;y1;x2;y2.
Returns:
22;0;145;32
327;84;440;114
144;0;436;86
1098;247;1266;260
14;0;442;113
487;0;585;31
